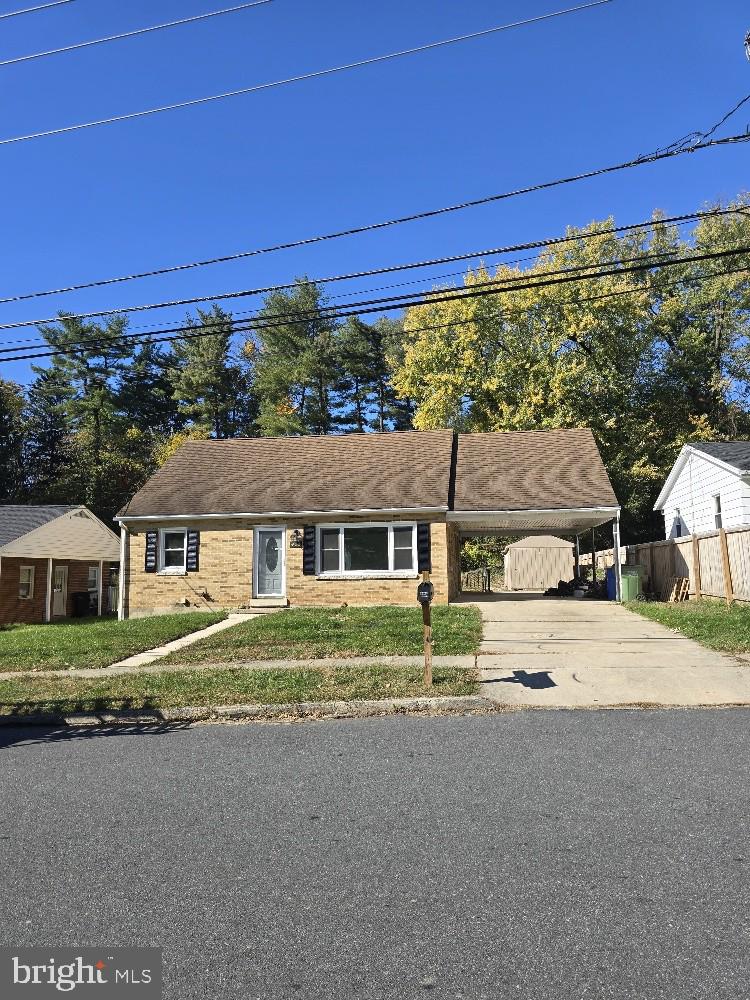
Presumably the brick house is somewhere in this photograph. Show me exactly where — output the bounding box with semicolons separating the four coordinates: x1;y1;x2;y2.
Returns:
116;428;620;617
0;505;121;625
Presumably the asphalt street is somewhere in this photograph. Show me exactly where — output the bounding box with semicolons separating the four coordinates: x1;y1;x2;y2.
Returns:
1;711;749;999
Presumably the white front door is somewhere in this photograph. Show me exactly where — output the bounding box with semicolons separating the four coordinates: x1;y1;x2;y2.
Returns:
52;565;68;617
255;528;285;597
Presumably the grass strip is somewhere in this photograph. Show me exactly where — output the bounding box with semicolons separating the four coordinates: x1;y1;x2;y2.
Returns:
0;612;227;672
0;665;478;717
626;599;750;653
162;605;483;664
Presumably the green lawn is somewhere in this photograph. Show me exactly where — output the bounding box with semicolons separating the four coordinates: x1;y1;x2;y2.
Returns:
0;613;227;672
161;605;483;664
0;665;478;717
626;599;750;653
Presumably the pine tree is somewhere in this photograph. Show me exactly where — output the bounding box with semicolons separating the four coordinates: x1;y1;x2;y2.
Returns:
119;338;179;436
169;306;255;437
0;379;25;502
36;314;140;520
337;318;374;432
252;280;341;436
24;366;75;503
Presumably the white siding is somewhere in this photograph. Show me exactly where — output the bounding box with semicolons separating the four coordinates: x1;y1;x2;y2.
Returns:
660;452;750;538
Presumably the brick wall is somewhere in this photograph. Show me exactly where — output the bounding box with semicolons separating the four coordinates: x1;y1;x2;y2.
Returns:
0;557;110;624
0;557;49;625
124;514;451;616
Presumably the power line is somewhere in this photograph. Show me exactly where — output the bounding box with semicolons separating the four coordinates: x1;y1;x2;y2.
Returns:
0;1;614;145
0;1;273;69
4;244;748;363
2;135;747;308
0;207;740;333
0;237;714;350
0;0;72;20
7;262;749;378
0;236;671;349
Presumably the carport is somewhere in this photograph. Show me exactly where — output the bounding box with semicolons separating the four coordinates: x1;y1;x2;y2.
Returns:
448;427;622;599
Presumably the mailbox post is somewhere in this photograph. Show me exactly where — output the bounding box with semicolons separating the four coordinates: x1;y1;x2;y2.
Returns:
417;572;434;687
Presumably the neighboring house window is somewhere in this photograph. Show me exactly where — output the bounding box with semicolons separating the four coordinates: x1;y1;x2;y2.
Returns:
159;529;187;572
713;495;723;530
317;523;416;575
673;509;682;538
19;566;34;599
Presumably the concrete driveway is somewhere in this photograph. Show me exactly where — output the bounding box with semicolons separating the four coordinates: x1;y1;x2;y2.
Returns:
464;592;750;707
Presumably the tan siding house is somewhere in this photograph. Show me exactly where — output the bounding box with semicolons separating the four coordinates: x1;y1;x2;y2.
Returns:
0;505;121;625
117;428;620;617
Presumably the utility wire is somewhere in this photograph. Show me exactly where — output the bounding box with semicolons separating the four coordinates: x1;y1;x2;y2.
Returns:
2;135;747;307
0;1;273;68
0;207;740;333
7;262;748;377
0;236;715;349
0;1;614;145
5;244;747;363
0;0;72;20
2;211;723;348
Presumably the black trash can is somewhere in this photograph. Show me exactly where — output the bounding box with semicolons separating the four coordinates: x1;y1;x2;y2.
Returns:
72;591;90;618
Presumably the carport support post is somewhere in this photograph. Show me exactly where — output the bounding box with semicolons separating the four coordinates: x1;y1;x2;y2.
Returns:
612;514;623;602
590;529;597;583
574;535;580;578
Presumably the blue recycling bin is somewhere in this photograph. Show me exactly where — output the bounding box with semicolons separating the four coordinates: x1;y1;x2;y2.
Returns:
606;566;617;601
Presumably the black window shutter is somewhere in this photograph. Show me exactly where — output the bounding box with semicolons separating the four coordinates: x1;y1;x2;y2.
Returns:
417;523;431;573
144;531;158;573
186;530;200;572
302;525;316;575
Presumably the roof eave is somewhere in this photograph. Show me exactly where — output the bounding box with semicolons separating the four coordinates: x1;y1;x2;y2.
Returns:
654;446;746;510
116;505;449;523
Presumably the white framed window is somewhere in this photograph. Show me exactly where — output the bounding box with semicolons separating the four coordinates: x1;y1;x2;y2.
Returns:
158;528;187;573
673;509;682;538
19;565;35;600
316;523;417;576
713;495;722;530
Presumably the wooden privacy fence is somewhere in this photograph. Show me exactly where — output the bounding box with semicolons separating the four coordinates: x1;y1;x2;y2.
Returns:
580;525;750;603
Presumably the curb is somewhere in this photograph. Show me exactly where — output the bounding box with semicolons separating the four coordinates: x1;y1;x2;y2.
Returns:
0;695;500;728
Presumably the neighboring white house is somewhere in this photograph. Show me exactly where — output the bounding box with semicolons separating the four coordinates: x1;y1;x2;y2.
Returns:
654;442;750;539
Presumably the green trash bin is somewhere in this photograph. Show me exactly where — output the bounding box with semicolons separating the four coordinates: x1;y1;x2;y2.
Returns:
620;565;643;601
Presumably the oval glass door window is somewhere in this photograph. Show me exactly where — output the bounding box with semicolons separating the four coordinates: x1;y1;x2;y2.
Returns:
265;537;279;571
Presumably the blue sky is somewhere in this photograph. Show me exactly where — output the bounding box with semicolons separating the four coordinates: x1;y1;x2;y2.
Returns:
1;0;748;385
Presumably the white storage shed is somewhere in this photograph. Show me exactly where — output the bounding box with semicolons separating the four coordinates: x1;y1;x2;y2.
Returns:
504;535;574;591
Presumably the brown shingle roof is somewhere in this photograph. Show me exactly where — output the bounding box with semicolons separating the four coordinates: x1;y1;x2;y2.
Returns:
118;430;456;517
119;427;618;518
453;428;618;511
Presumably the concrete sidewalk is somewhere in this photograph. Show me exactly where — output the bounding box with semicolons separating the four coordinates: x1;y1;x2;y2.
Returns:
110;612;260;667
465;592;750;707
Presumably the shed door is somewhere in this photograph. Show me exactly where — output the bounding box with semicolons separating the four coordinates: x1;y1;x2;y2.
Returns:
255;529;284;597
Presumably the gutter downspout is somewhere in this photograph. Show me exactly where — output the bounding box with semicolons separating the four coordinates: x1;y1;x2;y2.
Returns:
97;559;104;616
45;557;53;622
117;525;128;621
